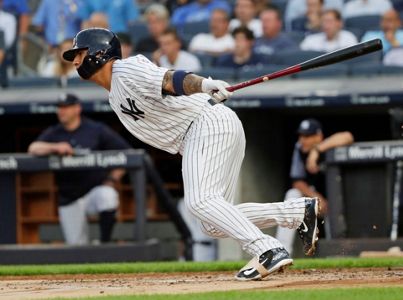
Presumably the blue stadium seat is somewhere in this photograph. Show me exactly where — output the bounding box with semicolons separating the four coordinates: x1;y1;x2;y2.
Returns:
66;77;98;87
198;67;236;80
295;64;349;78
285;31;307;44
345;27;365;41
268;50;326;66
195;53;215;68
7;77;60;88
345;15;381;32
181;20;210;38
379;65;403;75
236;64;289;80
271;0;288;16
128;21;150;46
349;62;382;76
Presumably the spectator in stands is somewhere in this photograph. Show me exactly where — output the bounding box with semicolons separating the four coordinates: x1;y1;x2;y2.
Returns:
0;31;4;65
253;5;297;56
171;0;231;30
136;4;170;53
215;26;263;69
39;39;79;79
229;0;262;38
31;0;81;48
189;9;235;57
82;12;109;29
2;0;30;75
285;0;343;30
276;118;354;255
79;0;139;34
0;2;17;50
117;32;134;59
154;28;201;71
361;9;403;54
3;0;30;38
383;47;403;66
291;0;324;33
343;0;392;19
28;93;131;246
0;30;6;87
300;9;357;52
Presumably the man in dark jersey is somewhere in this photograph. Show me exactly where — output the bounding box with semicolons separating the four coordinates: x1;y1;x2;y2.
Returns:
28;93;131;245
276;118;354;255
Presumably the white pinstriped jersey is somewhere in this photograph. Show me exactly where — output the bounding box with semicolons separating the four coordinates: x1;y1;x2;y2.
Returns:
109;55;210;154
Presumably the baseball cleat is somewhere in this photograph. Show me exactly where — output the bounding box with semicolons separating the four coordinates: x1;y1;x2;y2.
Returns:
235;247;293;281
297;197;319;256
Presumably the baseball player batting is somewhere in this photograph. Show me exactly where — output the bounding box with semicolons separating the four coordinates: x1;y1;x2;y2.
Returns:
63;28;319;281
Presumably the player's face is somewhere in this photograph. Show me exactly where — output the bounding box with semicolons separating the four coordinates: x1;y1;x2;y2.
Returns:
72;49;88;69
298;133;323;153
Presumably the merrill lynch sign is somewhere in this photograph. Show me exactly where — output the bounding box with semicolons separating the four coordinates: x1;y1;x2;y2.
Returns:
333;144;403;162
50;152;128;169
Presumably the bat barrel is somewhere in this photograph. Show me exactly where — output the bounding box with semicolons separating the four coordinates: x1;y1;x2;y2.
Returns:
226;38;383;92
300;38;383;71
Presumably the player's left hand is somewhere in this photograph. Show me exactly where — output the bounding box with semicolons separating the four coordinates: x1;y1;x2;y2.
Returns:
201;77;233;103
306;148;320;174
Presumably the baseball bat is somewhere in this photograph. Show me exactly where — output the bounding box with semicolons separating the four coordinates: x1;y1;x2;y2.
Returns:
226;38;383;92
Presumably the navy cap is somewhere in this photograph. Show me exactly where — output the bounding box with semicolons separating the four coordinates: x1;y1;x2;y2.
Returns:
297;118;322;135
57;93;80;106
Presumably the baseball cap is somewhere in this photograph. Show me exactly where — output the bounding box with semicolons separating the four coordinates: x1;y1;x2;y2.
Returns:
57;93;80;106
297;118;322;136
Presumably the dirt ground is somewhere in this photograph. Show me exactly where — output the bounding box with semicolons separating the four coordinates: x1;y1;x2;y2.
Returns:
0;267;402;300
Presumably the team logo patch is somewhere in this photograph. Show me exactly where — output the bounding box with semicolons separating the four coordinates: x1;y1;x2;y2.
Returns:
120;98;145;121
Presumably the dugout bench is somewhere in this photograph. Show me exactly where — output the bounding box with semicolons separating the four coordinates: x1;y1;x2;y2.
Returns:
0;150;193;263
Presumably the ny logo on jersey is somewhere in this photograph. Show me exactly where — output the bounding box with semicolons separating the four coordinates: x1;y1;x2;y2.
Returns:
120;98;145;121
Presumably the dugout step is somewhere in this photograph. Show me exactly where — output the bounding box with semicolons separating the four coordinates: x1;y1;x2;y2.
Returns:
0;238;160;265
315;238;403;257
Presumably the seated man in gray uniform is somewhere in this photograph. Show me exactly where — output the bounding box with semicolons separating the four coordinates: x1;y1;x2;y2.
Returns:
28;93;131;245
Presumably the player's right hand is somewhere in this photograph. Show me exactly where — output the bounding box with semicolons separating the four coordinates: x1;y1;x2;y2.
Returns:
54;142;74;156
201;77;233;103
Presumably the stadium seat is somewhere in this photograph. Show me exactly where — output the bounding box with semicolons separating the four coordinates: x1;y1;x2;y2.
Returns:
7;77;60;88
128;21;150;46
349;62;382;76
346;27;365;41
236;64;289;80
181;20;210;38
198;67;236;80
379;65;403;75
66;77;98;87
268;50;326;66
271;0;288;16
285;31;307;44
195;53;216;68
294;64;349;78
345;15;381;32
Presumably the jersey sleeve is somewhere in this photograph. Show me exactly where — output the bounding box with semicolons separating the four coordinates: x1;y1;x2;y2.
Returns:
118;55;168;98
290;143;307;181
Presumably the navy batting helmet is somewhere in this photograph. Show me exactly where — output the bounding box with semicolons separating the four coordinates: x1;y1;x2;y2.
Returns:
63;28;122;79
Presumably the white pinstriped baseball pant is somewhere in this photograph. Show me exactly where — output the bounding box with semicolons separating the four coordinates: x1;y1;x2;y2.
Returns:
181;103;307;257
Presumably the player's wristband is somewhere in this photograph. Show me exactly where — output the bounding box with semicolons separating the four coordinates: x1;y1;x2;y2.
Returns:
173;70;192;96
